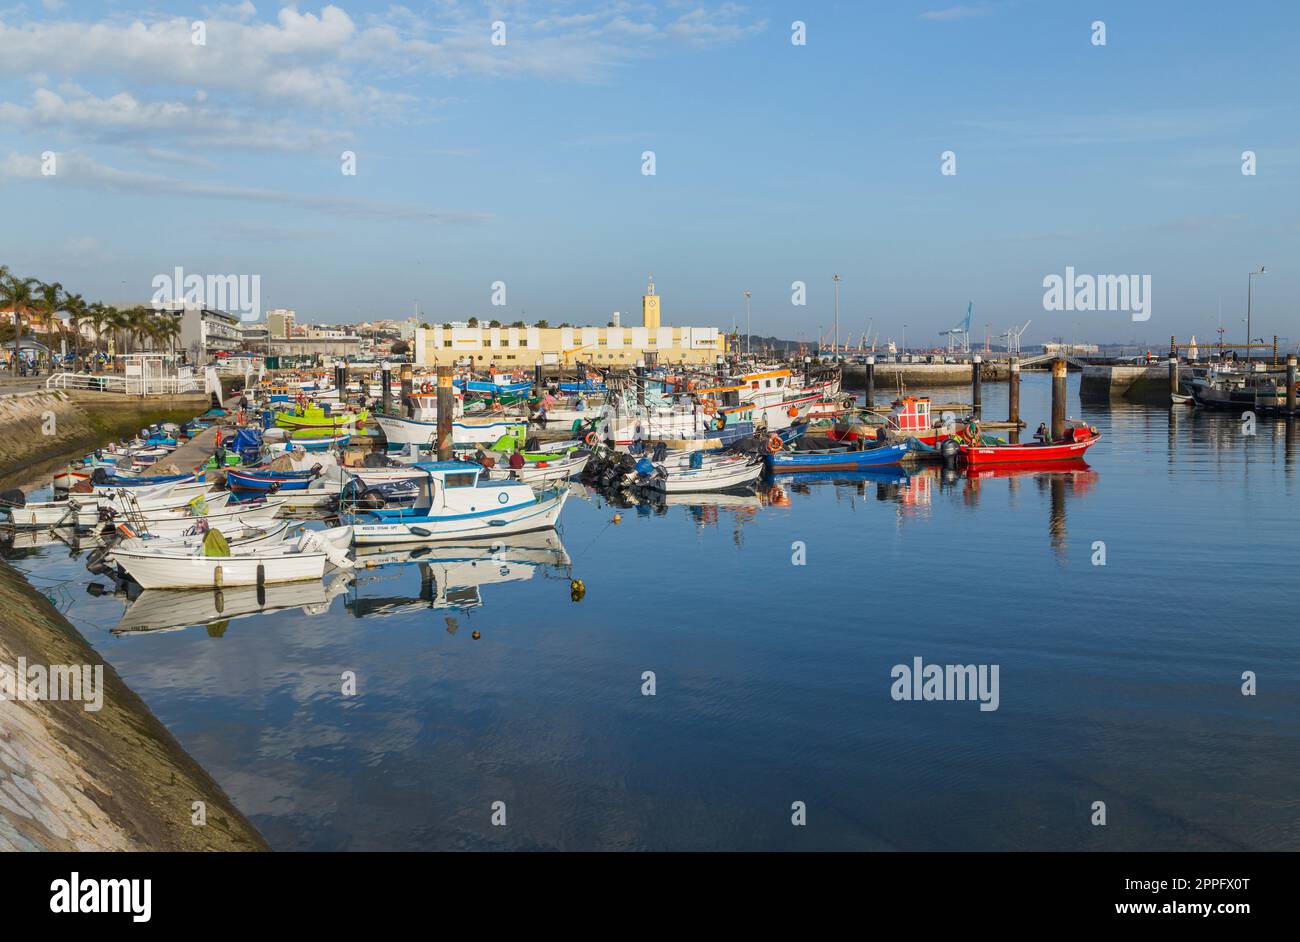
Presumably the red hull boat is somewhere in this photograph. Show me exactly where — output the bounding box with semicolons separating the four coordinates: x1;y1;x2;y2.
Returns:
961;426;1100;466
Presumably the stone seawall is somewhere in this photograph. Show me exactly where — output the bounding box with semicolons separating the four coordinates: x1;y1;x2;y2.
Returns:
0;392;267;851
0;390;208;489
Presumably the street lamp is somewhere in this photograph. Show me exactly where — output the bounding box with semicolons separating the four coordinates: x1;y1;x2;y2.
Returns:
832;274;841;360
743;290;752;357
1246;266;1266;362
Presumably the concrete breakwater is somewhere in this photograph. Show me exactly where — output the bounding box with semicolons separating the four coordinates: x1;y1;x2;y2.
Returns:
0;397;266;851
842;361;1010;389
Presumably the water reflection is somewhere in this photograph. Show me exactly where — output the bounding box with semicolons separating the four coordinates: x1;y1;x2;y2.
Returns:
114;571;354;635
347;532;571;616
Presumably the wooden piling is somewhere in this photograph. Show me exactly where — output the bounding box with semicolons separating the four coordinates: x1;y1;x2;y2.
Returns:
381;365;392;415
971;356;982;415
400;363;414;418
1288;355;1297;413
1168;356;1179;395
1051;356;1067;440
864;356;875;409
436;365;454;460
1008;357;1020;426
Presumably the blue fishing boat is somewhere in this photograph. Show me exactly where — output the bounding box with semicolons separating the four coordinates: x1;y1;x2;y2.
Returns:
226;467;320;493
455;378;533;396
765;440;911;472
90;470;202;488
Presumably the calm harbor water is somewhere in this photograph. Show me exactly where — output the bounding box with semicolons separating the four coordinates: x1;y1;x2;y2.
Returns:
5;374;1298;851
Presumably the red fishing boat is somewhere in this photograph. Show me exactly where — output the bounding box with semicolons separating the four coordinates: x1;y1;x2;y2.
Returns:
960;421;1100;466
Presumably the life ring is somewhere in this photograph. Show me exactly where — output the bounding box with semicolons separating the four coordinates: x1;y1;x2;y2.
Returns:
767;433;783;453
584;431;600;446
787;406;799;418
701;400;717;416
421;381;432;394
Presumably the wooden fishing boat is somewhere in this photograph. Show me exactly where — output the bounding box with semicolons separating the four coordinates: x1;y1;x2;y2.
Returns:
112;540;338;590
226;466;321;493
373;413;526;450
640;454;764;492
275;406;369;431
960;425;1100;466
1170;393;1193;405
484;451;590;485
766;440;911;472
3;487;225;528
120;498;286;537
347;461;569;545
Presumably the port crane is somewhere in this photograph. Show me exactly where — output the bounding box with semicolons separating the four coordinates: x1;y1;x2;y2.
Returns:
941;302;973;354
1003;321;1031;356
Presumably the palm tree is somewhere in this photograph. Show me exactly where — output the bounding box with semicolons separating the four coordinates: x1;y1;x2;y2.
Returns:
0;273;41;375
62;291;86;362
106;306;131;362
86;302;111;362
33;281;64;357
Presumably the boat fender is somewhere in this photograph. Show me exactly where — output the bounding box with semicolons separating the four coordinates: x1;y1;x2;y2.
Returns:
584;431;600;446
787;406;799;418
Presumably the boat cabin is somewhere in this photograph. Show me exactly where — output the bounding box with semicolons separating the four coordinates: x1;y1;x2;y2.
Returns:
887;397;933;435
360;461;538;520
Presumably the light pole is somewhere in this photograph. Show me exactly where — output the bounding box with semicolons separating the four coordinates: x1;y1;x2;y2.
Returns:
902;324;907;354
743;290;752;357
1246;266;1266;363
832;274;841;360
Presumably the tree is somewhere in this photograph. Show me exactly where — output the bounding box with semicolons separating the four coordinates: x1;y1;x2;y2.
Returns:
467;316;479;327
488;319;501;328
511;320;525;328
391;340;410;355
0;273;41;374
535;319;549;329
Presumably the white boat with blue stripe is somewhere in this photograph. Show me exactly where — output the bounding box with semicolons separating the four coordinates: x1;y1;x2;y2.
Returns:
347;461;568;545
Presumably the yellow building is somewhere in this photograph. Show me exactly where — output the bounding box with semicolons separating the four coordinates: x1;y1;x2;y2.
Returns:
414;323;727;368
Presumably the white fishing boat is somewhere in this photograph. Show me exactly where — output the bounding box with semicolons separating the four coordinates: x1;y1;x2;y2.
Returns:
484;451;589;485
3;488;226;529
348;461;569;545
373;413;526;450
111;520;298;557
112;529;352;590
639;454;764;493
125;498;287;537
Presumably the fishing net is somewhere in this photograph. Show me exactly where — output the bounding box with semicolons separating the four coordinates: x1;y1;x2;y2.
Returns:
202;528;231;557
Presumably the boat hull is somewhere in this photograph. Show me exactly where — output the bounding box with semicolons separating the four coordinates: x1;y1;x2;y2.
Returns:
113;548;329;589
350;489;568;545
766;442;911;472
961;433;1100;466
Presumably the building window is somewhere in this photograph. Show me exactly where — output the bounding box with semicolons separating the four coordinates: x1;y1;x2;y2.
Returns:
443;340;452;348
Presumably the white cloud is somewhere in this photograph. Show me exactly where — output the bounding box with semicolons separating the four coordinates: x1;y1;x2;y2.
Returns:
920;6;994;21
0;151;490;223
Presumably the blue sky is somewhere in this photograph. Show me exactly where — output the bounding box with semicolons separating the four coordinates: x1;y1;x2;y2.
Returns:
1;0;1297;348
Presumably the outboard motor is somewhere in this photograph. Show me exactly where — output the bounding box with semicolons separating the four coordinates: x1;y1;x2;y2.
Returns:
939;437;961;470
91;467;114;485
